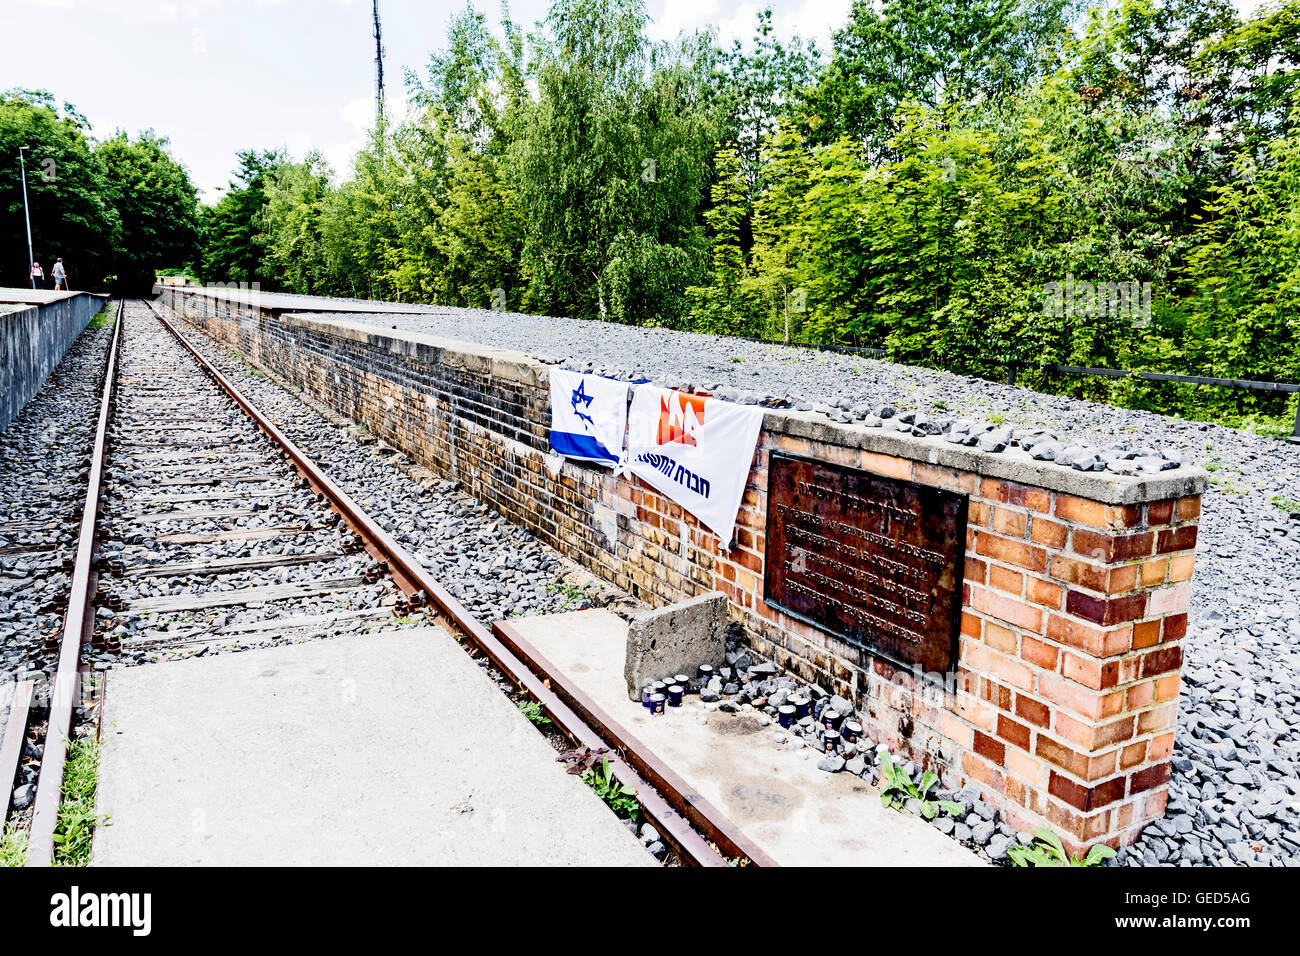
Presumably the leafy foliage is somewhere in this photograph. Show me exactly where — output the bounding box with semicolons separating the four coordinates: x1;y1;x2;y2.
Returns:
582;757;639;818
96;131;200;294
517;698;552;726
194;0;1300;432
0;89;199;291
1007;826;1118;867
877;747;965;820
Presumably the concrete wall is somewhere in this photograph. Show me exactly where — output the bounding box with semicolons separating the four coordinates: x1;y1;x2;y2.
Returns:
0;293;102;430
163;287;1209;851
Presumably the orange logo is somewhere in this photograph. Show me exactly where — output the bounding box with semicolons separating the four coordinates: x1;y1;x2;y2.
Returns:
657;391;707;447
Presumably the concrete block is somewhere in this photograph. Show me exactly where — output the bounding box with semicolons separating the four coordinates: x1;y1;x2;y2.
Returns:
624;590;727;700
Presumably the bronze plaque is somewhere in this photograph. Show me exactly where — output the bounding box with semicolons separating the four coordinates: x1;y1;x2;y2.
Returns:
764;452;967;674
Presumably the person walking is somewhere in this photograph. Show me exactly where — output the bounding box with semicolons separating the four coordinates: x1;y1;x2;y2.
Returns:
29;261;43;290
51;258;67;291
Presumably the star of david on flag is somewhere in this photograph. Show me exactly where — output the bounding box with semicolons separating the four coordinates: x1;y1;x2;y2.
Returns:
548;368;630;468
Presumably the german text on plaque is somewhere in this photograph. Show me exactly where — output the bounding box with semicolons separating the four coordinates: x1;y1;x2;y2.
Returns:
763;452;967;673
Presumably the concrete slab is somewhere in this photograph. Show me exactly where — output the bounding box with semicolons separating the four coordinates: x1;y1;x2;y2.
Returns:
507;609;984;867
625;590;727;700
93;628;653;866
0;288;97;306
0;678;15;766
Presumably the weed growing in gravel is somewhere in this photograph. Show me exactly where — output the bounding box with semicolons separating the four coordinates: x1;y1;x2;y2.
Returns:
0;822;29;866
88;307;115;328
52;736;107;867
731;355;745;363
1007;827;1115;867
549;581;590;610
1211;473;1248;494
877;747;963;820
517;699;552;726
1272;495;1300;513
583;758;638;818
988;411;1006;426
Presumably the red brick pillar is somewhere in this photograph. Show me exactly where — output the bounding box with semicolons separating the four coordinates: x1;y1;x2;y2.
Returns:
957;481;1198;852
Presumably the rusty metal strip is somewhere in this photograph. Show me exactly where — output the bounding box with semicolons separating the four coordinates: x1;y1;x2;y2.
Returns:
1;680;36;820
494;619;778;867
150;302;739;867
27;299;123;866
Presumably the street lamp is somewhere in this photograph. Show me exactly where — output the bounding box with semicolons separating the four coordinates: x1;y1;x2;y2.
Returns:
18;146;35;290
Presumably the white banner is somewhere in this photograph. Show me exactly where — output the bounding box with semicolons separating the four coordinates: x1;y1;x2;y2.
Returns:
548;368;629;468
623;385;765;543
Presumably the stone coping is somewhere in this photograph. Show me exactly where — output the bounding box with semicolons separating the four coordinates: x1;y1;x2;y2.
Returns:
168;284;442;315
204;305;1210;507
0;289;103;306
769;413;1207;504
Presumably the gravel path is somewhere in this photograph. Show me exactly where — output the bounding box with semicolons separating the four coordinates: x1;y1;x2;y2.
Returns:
0;317;112;821
0;321;111;685
325;304;1300;866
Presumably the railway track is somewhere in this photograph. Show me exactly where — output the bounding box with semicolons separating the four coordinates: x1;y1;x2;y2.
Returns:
4;299;769;867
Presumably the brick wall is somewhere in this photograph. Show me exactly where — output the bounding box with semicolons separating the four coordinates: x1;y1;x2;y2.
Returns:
162;288;1207;851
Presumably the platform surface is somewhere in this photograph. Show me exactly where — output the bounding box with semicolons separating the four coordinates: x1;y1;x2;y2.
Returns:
506;609;983;867
93;628;652;866
0;288;94;305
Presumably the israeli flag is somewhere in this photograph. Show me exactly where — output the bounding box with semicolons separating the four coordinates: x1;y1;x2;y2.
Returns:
548;368;629;468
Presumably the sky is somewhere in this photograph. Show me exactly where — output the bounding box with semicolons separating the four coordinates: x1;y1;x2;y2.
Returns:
0;0;1267;203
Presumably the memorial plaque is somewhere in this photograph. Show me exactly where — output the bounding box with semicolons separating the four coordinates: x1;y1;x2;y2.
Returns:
764;452;967;674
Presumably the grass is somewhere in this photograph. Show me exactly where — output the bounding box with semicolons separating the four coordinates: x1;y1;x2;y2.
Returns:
88;307;115;328
0;822;29;867
1211;473;1248;495
1272;495;1300;513
52;736;107;867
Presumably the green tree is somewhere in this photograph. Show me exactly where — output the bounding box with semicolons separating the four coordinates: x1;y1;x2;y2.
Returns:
96;130;200;294
745;122;815;340
260;151;333;295
686;145;754;333
200;148;283;285
1178;115;1300;420
0;89;118;289
808;0;1078;159
509;0;720;324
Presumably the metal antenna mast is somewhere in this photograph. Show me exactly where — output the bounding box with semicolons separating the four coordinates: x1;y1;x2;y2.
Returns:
372;0;385;128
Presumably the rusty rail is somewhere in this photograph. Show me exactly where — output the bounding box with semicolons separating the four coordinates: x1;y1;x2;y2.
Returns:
149;301;759;867
494;620;777;866
1;680;35;819
26;299;122;866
